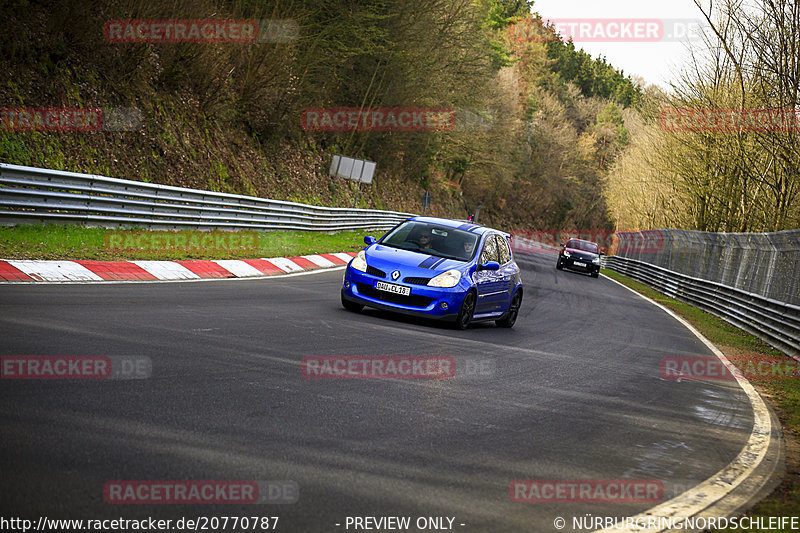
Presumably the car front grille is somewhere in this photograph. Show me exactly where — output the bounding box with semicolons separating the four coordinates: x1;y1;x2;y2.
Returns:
366;265;386;278
568;259;595;269
357;283;435;308
403;276;432;285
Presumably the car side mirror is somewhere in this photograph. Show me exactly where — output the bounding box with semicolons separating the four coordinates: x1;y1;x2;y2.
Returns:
364;236;376;245
478;261;500;271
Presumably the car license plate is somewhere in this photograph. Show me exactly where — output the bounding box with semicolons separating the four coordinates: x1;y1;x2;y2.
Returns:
573;261;586;267
375;281;411;296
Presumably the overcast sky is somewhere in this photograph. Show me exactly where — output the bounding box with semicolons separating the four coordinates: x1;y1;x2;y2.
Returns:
529;0;710;89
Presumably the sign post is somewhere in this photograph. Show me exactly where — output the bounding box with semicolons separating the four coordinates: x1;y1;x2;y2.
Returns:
329;155;376;208
422;190;431;216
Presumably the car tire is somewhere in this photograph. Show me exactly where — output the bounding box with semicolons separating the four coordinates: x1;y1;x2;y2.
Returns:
556;260;563;270
341;294;364;312
591;271;599;278
454;291;476;330
496;291;522;328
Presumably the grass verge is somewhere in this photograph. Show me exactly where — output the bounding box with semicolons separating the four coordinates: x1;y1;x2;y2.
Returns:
601;268;800;529
0;224;372;260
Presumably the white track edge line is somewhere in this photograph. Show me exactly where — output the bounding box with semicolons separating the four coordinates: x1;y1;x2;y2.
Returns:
594;273;775;532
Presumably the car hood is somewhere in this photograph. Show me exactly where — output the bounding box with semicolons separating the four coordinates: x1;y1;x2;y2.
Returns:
365;244;468;275
565;247;599;261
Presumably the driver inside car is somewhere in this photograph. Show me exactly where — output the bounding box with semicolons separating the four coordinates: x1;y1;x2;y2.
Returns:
417;229;434;251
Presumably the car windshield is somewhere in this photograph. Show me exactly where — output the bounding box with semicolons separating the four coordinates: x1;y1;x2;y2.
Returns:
567;239;599;253
380;221;480;261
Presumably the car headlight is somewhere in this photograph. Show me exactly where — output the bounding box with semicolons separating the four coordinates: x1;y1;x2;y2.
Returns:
563;251;571;258
428;269;461;288
350;250;368;272
592;257;601;264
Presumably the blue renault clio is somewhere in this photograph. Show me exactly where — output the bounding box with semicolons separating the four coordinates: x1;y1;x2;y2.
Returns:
341;216;523;329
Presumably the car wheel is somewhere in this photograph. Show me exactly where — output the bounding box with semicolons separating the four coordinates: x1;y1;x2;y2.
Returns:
454;291;476;330
591;271;599;278
341;294;364;312
496;291;522;328
556;260;563;270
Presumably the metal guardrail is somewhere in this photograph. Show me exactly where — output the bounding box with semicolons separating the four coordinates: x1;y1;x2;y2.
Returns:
602;254;800;359
0;163;413;231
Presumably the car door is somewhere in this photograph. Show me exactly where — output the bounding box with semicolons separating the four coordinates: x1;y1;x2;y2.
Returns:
474;233;503;314
494;235;518;309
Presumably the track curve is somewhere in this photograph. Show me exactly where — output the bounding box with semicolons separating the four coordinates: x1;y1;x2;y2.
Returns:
0;250;759;532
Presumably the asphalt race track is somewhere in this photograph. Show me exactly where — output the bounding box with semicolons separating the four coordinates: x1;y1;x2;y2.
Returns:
0;250;756;532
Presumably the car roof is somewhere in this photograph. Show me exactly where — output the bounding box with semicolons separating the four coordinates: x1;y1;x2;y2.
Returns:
567;238;599;246
406;216;506;237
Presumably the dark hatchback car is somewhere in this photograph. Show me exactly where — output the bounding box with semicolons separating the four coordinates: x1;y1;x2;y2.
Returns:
556;238;604;278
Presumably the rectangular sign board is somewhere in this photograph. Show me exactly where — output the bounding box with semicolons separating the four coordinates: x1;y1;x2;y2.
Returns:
329;155;375;184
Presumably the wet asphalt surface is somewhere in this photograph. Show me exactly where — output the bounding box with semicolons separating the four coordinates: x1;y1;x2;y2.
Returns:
0;251;754;532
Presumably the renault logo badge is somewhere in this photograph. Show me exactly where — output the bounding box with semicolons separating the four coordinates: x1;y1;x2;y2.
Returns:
392;270;401;280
